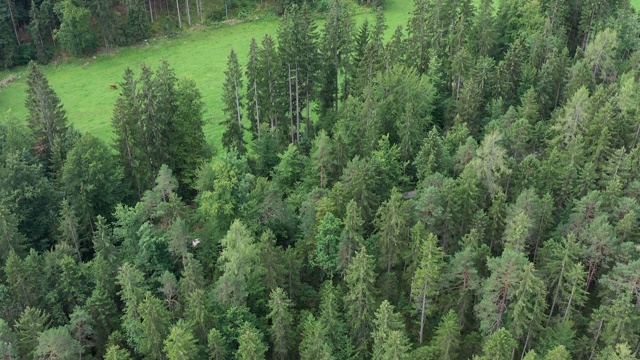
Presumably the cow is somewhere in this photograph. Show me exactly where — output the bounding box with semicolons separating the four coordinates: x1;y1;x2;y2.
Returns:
110;84;117;90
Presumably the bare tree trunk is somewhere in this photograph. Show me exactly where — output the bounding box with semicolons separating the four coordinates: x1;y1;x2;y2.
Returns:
5;0;20;45
547;261;566;325
233;76;241;127
295;64;300;143
588;319;603;360
148;0;154;22
185;0;191;26
253;77;260;139
288;64;294;143
520;329;532;359
562;280;577;322
633;123;640;149
224;0;228;19
268;69;276;130
306;76;311;137
176;0;182;28
419;293;427;343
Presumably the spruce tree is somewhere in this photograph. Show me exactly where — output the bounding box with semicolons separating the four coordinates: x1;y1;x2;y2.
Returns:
410;232;444;344
25;61;69;172
299;313;334;360
221;48;245;153
371;301;410;360
246;38;261;139
236;322;267;360
164;322;199;360
344;248;376;355
258;34;281;134
429;310;461;360
319;0;354;114
267;287;294;359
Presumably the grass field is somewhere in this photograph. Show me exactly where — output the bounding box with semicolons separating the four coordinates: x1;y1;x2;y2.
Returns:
0;0;413;147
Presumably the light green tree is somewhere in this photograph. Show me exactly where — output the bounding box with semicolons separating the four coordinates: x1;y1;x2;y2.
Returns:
164;321;199;360
267;287;294;360
410;233;444;343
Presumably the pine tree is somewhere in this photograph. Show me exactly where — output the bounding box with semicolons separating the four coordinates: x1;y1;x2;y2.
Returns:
221;48;245;153
475;250;528;335
539;234;586;322
410;232;444;344
35;326;83;360
25;61;69;171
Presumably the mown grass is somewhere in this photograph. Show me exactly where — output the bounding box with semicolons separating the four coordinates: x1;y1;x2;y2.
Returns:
0;0;413;147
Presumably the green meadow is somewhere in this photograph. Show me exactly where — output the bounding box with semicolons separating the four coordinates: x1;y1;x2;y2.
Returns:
0;0;412;147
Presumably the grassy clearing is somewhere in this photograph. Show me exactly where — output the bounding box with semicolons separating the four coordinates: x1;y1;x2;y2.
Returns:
0;0;413;147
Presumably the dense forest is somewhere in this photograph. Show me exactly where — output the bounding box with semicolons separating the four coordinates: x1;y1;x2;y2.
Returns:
2;0;640;358
0;0;383;69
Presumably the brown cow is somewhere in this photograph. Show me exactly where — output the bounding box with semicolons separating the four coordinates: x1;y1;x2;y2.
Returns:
110;84;117;89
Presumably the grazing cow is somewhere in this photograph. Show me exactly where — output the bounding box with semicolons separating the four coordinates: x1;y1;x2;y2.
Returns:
110;84;117;89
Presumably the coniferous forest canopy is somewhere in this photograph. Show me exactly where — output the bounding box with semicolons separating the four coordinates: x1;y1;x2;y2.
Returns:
3;0;640;359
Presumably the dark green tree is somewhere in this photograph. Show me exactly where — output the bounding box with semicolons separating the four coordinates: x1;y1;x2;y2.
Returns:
221;48;245;153
53;0;96;55
344;248;376;354
61;134;125;234
125;0;150;43
25;61;70;172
